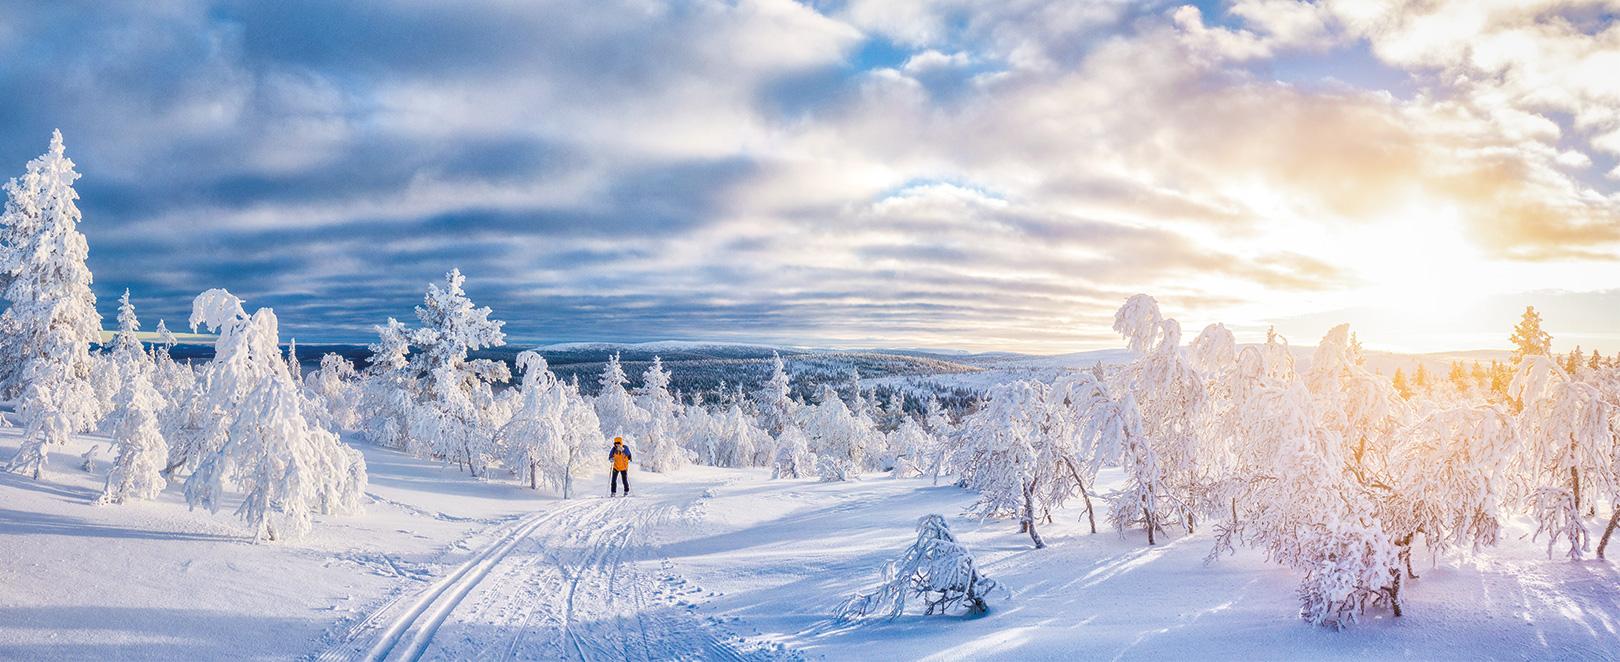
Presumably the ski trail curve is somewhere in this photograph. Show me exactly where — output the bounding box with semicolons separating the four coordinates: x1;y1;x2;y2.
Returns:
315;500;590;662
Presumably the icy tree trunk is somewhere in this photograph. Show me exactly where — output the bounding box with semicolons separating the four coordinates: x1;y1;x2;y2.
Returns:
1023;478;1046;549
1599;507;1620;560
1571;466;1581;513
1061;458;1097;534
529;462;538;490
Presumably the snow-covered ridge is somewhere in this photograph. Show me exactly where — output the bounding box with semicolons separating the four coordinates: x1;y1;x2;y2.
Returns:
535;340;796;353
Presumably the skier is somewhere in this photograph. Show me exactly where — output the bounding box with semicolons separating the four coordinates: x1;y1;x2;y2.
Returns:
609;437;632;497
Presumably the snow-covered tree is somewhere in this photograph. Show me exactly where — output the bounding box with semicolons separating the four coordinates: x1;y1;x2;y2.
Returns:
799;385;876;482
153;318;177;350
593;352;648;449
1;131;103;478
183;290;367;541
920;397;955;484
1379;405;1517;565
1110;294;1204;536
410;269;509;475
97;292;169;503
1510;305;1553;365
952;374;1117;547
771;425;815;479
714;402;767;468
1305;324;1405;483
755;352;798;436
497;351;602;496
358;318;415;450
304;353;361;432
887;418;935;479
99;351;168;503
285;338;300;381
634;356;686;472
1511;356;1617;560
836;514;1002;621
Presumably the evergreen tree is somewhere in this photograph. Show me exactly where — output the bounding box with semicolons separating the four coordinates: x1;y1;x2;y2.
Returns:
1509;305;1552;365
1392;369;1411;400
1447;361;1469;394
1;131;102;478
410;269;509;475
183;289;366;541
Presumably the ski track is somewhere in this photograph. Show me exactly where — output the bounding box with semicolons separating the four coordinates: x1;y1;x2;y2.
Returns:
318;488;779;662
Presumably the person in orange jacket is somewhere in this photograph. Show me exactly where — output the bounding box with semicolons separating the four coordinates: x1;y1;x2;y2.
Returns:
608;437;632;497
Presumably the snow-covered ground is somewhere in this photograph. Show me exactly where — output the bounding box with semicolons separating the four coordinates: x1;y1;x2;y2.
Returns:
4;428;1618;661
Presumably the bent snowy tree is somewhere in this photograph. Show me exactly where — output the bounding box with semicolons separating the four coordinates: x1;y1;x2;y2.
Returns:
836;514;1002;621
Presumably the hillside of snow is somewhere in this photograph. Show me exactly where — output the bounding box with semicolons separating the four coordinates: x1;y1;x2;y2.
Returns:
5;426;1617;660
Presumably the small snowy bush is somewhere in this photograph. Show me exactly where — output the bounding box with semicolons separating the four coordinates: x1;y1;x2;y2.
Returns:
835;514;1003;621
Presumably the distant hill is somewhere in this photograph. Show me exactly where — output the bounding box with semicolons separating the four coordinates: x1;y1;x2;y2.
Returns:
156;339;1518;404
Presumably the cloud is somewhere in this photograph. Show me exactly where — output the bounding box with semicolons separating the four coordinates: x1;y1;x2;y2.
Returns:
0;0;1614;352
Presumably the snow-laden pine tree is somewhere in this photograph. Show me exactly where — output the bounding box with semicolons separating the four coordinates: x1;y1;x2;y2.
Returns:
676;398;723;466
1;131;104;478
153;318;177;349
99;362;169;503
285;338;300;381
593;352;649;449
715;402;766;468
183;290;367;541
497;351;602;496
770;425;815;479
304;353;361;432
98;292;169;503
164;289;283;476
634;356;686;472
1510;305;1553;365
836;514;1002;620
1510;355;1616;560
358;318;416;450
410;269;509;475
755;352;798;437
799;384;876;481
886;417;935;479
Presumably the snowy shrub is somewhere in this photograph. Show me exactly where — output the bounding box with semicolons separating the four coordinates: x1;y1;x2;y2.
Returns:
836;514;1003;621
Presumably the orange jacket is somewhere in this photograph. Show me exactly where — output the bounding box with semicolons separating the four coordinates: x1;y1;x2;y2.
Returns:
610;446;632;471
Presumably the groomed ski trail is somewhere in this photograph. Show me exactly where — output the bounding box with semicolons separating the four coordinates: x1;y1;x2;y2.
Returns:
318;484;786;662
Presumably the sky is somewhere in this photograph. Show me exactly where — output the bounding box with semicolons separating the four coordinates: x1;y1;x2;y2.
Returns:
1;0;1618;354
